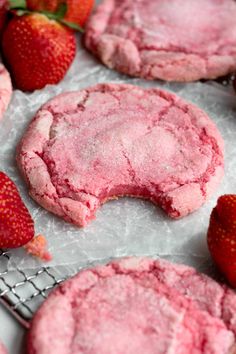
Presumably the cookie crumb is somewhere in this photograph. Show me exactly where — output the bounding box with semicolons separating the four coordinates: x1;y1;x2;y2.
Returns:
24;234;52;261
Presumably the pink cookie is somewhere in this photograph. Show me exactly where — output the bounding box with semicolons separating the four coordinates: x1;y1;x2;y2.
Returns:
0;63;12;120
28;257;236;354
0;342;7;354
85;0;236;82
17;83;224;226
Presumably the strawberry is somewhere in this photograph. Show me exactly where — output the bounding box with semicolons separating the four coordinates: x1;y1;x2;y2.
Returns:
0;0;8;36
207;195;236;287
26;0;94;27
0;172;51;261
0;171;34;248
2;12;76;91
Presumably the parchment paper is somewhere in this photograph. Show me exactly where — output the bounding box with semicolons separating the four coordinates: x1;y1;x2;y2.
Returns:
1;39;236;272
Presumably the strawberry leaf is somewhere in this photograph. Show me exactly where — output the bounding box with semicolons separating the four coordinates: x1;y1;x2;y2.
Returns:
60;19;84;32
9;0;83;32
9;0;26;9
55;2;67;19
40;3;67;21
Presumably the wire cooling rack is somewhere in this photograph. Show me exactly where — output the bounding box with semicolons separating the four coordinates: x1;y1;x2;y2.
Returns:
0;249;78;329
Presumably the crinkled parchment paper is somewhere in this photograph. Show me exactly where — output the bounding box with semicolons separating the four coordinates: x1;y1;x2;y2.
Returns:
1;39;236;273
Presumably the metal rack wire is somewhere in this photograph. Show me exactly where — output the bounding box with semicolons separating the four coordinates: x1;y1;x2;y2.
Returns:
0;250;70;328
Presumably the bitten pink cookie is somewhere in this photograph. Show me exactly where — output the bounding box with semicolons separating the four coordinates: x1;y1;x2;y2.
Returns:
85;0;236;82
28;257;236;354
17;83;224;226
0;342;7;354
0;63;12;120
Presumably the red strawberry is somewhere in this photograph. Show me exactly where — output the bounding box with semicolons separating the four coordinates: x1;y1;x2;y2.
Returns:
26;0;94;27
207;195;236;287
0;0;8;36
0;171;34;248
2;13;76;91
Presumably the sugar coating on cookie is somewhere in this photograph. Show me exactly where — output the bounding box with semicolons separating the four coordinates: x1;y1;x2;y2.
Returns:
85;0;236;82
17;83;224;226
0;63;12;120
28;257;236;354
